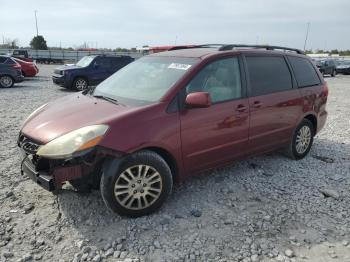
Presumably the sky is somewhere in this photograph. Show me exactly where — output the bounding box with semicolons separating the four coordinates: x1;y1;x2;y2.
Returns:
1;0;349;50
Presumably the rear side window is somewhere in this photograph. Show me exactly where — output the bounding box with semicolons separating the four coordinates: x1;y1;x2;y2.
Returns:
0;57;7;63
5;58;15;65
95;57;111;68
288;56;321;88
110;57;129;67
246;56;292;96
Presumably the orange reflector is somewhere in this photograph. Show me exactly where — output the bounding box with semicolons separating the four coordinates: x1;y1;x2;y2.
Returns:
78;136;103;151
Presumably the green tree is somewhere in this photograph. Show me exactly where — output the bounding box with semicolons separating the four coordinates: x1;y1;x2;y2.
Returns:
30;35;48;50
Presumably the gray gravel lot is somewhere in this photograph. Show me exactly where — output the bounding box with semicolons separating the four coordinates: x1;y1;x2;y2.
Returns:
0;64;349;262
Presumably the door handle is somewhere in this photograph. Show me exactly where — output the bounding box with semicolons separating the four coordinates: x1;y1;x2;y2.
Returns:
236;104;247;112
252;101;263;108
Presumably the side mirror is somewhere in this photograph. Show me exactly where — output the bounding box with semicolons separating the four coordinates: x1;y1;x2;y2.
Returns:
185;92;211;108
93;62;99;69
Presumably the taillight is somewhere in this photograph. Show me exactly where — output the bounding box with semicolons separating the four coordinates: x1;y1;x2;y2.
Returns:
12;64;21;69
322;83;329;97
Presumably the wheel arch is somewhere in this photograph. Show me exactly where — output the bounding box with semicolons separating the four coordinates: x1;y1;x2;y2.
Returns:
74;75;89;83
140;147;179;182
303;113;317;135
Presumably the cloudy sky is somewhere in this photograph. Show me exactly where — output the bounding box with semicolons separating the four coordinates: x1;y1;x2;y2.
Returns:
1;0;349;50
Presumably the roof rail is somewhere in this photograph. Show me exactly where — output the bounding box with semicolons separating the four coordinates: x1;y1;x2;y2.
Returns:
167;44;224;51
218;44;305;54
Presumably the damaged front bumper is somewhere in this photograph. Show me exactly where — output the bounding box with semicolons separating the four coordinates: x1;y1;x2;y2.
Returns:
18;133;123;192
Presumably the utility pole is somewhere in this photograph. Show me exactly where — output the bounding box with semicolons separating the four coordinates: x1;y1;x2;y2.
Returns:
34;10;39;36
303;22;310;51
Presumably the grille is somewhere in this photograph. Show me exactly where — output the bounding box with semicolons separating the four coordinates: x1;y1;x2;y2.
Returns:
18;134;41;155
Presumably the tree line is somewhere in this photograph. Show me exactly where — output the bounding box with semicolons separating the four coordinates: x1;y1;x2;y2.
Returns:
1;35;350;56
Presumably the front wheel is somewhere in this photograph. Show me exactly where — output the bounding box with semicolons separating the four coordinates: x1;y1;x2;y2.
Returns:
100;151;173;217
285;119;314;160
0;75;14;88
73;77;88;91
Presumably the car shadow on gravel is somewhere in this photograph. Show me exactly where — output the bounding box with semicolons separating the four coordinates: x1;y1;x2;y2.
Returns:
56;137;350;254
22;76;49;82
58;88;76;93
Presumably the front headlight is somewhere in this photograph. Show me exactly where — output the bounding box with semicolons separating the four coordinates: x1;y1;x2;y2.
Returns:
37;125;109;159
22;103;47;127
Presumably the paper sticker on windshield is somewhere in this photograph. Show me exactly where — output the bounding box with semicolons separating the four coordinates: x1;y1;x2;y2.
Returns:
168;63;192;70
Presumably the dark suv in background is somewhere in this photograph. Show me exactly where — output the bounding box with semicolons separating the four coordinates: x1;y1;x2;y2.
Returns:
315;59;337;77
0;56;24;88
52;55;134;90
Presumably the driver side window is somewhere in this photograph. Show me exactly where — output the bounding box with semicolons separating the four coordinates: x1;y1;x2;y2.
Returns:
186;57;242;103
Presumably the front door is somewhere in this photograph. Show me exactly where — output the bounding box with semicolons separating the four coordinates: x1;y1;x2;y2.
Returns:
90;57;111;85
180;56;249;173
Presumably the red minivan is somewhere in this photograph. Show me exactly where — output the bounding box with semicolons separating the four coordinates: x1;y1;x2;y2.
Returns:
18;45;328;217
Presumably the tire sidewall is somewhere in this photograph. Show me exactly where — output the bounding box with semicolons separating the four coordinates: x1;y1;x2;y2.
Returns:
101;151;173;217
73;77;87;91
291;119;314;160
0;75;14;88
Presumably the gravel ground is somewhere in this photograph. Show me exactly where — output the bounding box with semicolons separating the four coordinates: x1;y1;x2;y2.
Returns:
0;64;349;262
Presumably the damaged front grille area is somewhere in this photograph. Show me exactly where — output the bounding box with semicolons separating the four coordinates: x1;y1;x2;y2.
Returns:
18;134;41;155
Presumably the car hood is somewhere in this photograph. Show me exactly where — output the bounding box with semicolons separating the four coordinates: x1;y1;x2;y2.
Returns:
56;65;82;71
337;65;350;69
21;93;137;144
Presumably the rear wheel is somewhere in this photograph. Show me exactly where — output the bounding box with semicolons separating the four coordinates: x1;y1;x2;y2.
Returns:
331;69;336;77
100;151;173;217
285;119;314;160
73;77;88;91
0;75;14;88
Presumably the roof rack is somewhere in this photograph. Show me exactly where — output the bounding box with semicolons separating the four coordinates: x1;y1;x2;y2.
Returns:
218;44;305;54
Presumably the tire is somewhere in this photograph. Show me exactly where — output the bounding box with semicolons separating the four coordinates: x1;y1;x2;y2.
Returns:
285;119;314;160
331;69;336;77
73;77;88;91
100;150;173;217
0;75;14;88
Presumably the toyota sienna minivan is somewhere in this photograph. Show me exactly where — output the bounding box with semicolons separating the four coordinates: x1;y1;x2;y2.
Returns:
18;45;328;217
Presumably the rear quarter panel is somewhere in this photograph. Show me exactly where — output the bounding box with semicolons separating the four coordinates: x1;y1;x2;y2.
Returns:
298;83;328;134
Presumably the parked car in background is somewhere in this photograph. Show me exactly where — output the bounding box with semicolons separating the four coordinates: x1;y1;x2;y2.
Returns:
336;60;350;75
8;49;34;62
19;45;328;217
13;57;39;77
315;59;337;77
0;56;24;88
52;55;134;90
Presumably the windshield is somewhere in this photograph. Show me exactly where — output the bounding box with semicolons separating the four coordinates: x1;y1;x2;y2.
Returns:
76;56;95;67
316;60;325;66
93;56;199;105
340;61;350;66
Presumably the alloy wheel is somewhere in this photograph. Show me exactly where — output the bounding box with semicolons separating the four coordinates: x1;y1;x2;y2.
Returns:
75;79;87;90
0;76;13;88
114;165;163;210
295;126;311;154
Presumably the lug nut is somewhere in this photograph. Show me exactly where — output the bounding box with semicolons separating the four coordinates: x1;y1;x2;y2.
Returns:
143;184;147;187
137;180;141;183
133;190;137;194
132;184;135;188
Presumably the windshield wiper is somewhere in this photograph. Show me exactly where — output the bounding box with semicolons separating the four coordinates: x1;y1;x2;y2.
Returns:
93;95;119;105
